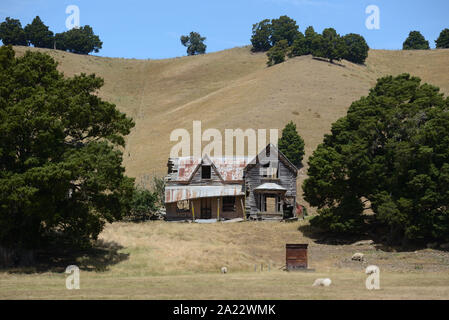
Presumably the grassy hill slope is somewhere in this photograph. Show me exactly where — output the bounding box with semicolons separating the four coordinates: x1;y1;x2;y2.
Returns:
12;46;449;205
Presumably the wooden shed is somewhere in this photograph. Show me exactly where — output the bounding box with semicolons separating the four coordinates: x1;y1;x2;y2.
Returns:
286;244;308;270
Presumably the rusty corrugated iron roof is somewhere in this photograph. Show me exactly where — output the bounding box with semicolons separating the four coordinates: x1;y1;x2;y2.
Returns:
165;185;244;203
166;156;251;182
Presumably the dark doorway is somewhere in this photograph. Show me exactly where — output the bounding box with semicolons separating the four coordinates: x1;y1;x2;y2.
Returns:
201;198;212;219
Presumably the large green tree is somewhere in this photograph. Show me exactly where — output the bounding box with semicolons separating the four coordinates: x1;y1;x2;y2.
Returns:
24;16;54;49
55;25;102;54
342;33;369;64
403;31;430;50
0;17;27;46
270;15;300;47
278;121;305;168
251;19;272;52
180;32;206;56
311;28;347;63
303;26;317;55
303;74;449;244
288;32;307;58
435;28;449;49
0;46;134;253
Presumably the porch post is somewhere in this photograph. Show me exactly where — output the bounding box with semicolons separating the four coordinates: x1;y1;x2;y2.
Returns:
217;198;220;221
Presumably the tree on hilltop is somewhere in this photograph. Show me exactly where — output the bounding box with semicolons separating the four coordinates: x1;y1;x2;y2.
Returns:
55;25;102;54
435;28;449;49
24;16;54;49
251;19;272;52
342;33;369;64
403;31;430;50
0;17;27;46
311;28;347;63
270;15;300;47
180;32;206;56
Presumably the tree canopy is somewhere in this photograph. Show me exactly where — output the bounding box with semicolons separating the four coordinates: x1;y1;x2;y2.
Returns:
0;46;134;251
342;33;369;64
251;19;272;52
278;121;305;168
303;74;449;244
403;31;430;50
24;16;54;48
180;32;207;56
311;28;347;63
55;25;103;54
24;16;54;49
270;15;300;47
250;17;369;66
251;15;299;52
288;32;307;58
435;28;449;49
304;26;317;55
266;39;288;66
286;25;369;65
0;17;27;46
1;16;103;54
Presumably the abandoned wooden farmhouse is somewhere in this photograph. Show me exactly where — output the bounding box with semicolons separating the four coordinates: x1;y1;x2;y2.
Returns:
164;144;298;221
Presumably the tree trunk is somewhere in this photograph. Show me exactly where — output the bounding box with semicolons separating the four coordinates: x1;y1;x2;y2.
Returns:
0;246;35;267
0;246;15;267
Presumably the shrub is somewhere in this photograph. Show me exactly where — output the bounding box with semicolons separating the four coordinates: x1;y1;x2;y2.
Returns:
266;39;288;66
127;187;158;221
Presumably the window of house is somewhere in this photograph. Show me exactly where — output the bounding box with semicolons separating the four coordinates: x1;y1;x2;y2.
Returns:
260;162;278;178
177;200;190;212
201;165;211;179
222;196;236;212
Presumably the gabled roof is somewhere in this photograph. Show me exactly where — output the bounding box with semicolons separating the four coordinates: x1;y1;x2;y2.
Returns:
245;143;298;174
166;144;297;183
166;155;250;183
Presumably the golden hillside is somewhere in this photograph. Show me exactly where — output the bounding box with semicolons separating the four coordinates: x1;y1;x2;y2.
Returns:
12;46;449;205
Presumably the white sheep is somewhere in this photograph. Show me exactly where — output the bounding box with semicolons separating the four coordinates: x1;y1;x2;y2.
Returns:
351;252;365;262
221;267;228;274
365;265;379;275
312;278;332;287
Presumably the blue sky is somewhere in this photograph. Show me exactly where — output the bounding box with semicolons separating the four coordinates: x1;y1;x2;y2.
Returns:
1;0;448;59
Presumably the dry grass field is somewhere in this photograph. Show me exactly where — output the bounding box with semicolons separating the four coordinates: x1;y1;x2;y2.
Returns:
11;46;449;208
2;220;449;299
